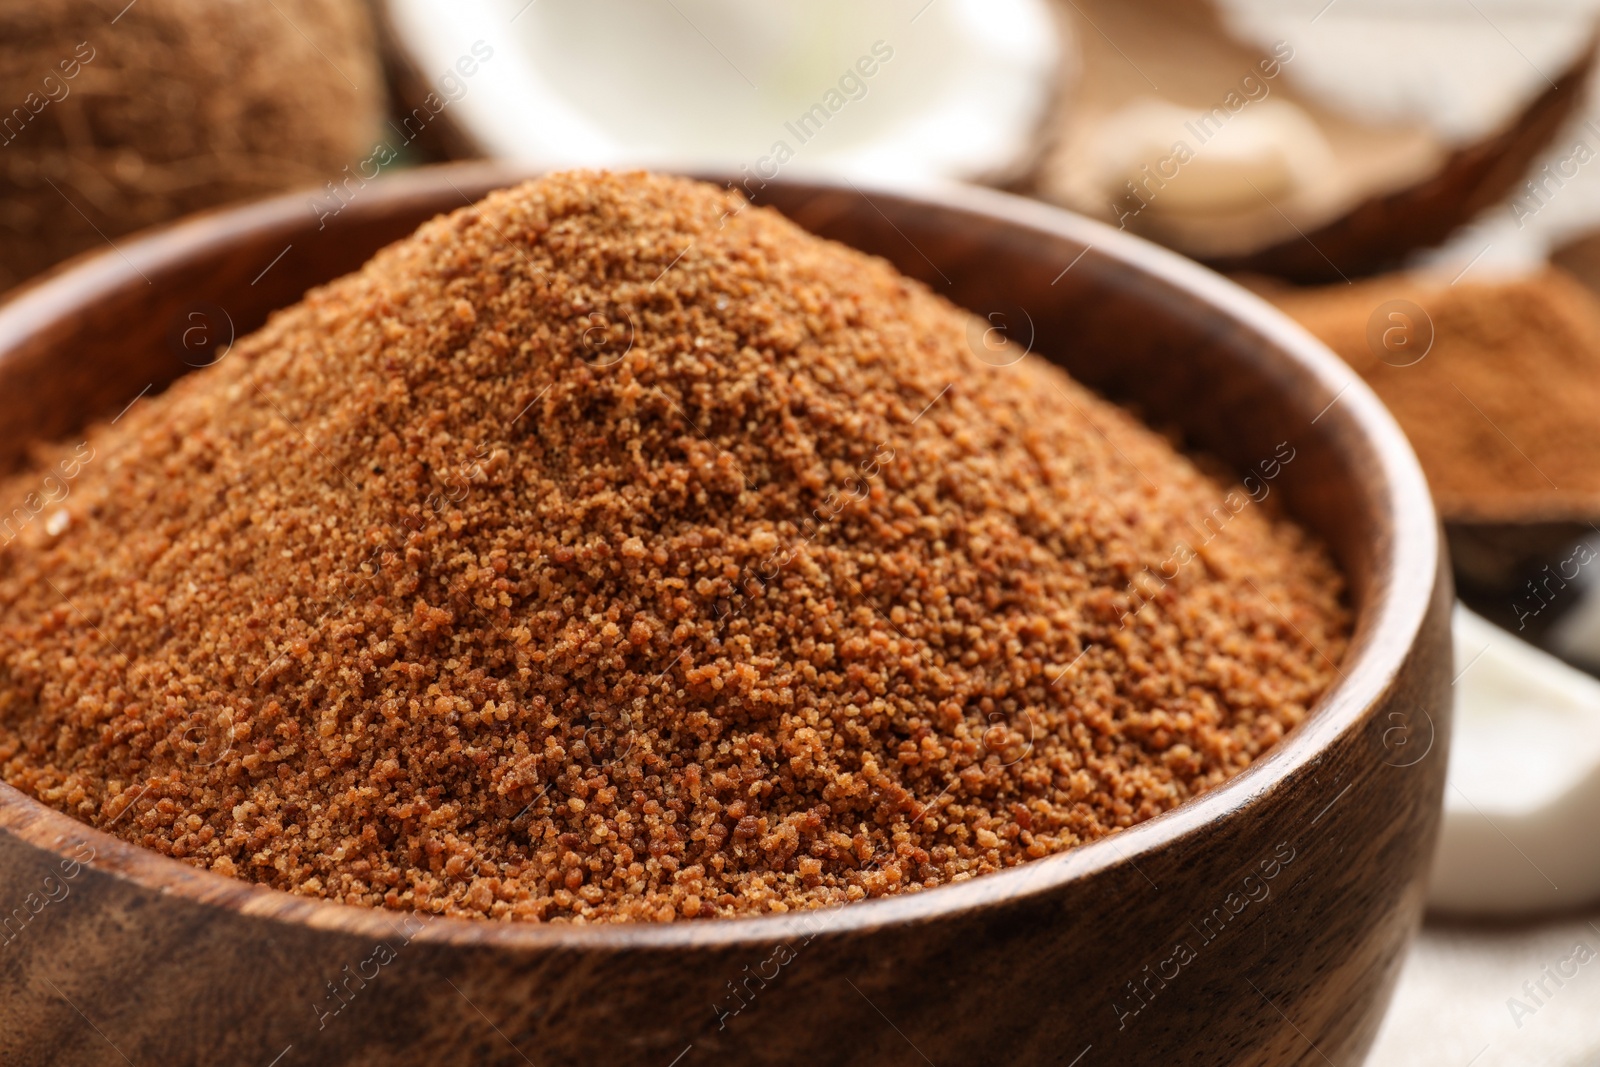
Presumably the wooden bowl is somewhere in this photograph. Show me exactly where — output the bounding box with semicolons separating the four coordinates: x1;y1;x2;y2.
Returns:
0;164;1451;1067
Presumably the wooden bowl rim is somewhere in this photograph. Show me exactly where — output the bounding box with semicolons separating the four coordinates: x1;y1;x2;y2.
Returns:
0;163;1439;951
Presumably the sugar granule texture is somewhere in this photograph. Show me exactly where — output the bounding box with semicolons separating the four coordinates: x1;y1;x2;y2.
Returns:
0;172;1348;923
1258;268;1600;522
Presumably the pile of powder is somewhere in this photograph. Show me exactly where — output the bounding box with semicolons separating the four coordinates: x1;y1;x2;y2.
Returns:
0;172;1348;923
1258;267;1600;522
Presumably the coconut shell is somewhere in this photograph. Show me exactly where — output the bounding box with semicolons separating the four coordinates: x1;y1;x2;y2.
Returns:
0;0;384;291
1031;0;1595;283
1213;40;1597;283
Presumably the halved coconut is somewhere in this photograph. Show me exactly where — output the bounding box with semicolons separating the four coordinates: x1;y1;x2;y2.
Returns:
377;0;1063;186
1030;0;1595;282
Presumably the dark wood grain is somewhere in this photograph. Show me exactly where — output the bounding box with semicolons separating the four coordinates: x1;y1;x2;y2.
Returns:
0;164;1451;1067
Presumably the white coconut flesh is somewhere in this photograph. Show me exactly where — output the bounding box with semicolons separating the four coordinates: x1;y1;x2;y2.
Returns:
383;0;1061;186
1431;605;1600;915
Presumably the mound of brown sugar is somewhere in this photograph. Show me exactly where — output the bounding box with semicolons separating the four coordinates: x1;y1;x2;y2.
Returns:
1258;267;1600;522
0;172;1347;923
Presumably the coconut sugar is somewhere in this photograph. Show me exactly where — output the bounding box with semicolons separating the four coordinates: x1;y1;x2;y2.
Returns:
1259;268;1600;521
0;172;1347;922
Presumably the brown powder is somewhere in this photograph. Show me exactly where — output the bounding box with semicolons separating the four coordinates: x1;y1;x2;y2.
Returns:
0;172;1347;922
1257;268;1600;522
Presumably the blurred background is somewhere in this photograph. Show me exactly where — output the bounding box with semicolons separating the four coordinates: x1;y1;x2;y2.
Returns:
8;0;1600;1062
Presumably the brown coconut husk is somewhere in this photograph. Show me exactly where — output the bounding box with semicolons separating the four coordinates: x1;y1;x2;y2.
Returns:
0;0;385;291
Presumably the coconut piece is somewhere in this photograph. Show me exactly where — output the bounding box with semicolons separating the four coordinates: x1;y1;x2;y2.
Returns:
1030;0;1594;282
377;0;1063;186
1431;605;1600;915
1219;48;1596;283
0;0;384;292
1221;0;1600;145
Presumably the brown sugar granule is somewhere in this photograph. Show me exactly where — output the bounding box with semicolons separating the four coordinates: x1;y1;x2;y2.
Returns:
1258;268;1600;522
0;172;1348;922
